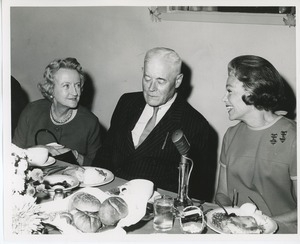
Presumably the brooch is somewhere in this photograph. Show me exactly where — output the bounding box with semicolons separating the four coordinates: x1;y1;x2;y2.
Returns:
270;131;287;145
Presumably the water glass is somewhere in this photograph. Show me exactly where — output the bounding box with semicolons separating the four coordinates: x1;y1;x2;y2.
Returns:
153;195;174;231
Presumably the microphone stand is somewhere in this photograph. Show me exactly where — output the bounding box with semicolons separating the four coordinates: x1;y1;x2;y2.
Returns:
174;154;194;208
171;129;194;209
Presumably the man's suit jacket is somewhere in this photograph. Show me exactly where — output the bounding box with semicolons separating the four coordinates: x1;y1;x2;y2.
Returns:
95;92;214;201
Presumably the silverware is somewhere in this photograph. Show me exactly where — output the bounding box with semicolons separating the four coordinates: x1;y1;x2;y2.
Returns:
248;196;259;210
232;188;238;207
215;199;236;217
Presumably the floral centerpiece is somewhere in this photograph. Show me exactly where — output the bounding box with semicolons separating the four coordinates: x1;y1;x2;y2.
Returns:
11;144;48;234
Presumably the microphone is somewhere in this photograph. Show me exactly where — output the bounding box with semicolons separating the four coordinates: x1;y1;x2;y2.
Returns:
172;129;193;207
171;129;190;156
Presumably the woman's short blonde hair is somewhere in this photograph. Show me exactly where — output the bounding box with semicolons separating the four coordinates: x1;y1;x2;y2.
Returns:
38;57;84;101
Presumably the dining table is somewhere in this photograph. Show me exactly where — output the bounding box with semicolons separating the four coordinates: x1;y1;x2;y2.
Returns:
39;159;296;235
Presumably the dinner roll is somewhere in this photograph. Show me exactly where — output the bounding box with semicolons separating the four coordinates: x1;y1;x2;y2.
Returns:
72;209;102;233
69;192;101;212
99;197;129;226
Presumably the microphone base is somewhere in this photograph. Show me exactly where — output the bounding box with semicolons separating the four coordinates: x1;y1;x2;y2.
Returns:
174;197;193;209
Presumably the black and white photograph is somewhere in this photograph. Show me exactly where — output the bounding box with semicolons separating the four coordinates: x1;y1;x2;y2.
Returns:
1;0;299;243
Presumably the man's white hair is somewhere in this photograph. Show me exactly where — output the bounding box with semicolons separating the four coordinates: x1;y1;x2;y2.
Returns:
144;47;182;74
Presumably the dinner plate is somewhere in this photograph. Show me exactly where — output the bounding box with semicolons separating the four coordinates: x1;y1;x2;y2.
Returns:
80;167;114;187
30;156;56;167
206;207;278;234
44;174;79;192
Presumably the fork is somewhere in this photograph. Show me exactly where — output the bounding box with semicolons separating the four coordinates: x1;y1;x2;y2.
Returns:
248;196;259;210
215;199;236;217
232;188;238;207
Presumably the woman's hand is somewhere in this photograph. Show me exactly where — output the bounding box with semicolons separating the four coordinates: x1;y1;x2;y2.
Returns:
43;143;71;156
215;162;232;206
272;209;297;224
37;143;84;165
273;180;297;224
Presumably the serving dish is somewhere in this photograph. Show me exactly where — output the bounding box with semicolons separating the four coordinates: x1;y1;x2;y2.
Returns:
44;174;79;192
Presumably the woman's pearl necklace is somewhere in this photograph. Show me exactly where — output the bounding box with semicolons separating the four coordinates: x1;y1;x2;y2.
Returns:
50;106;73;124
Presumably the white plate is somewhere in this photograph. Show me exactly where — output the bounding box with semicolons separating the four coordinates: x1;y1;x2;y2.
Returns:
206;207;278;234
44;174;79;192
80;167;114;187
30;156;56;167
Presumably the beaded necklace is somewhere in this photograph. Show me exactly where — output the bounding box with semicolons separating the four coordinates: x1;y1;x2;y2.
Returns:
50;106;73;124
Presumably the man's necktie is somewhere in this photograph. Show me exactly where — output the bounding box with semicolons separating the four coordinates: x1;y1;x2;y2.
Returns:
137;107;159;147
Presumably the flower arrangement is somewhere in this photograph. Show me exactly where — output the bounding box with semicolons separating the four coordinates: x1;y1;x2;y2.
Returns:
11;144;48;234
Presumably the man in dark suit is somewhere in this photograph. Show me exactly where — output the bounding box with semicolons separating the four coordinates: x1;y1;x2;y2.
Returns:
95;47;213;201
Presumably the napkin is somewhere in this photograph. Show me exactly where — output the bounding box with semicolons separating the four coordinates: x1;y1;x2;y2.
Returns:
42;213;81;234
39;187;109;213
117;194;148;228
42;213;126;235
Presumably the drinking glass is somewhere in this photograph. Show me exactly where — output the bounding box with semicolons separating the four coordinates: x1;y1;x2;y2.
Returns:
153;195;174;231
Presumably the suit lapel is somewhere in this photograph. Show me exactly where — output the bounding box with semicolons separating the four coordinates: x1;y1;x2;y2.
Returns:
125;95;146;152
136;95;185;151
